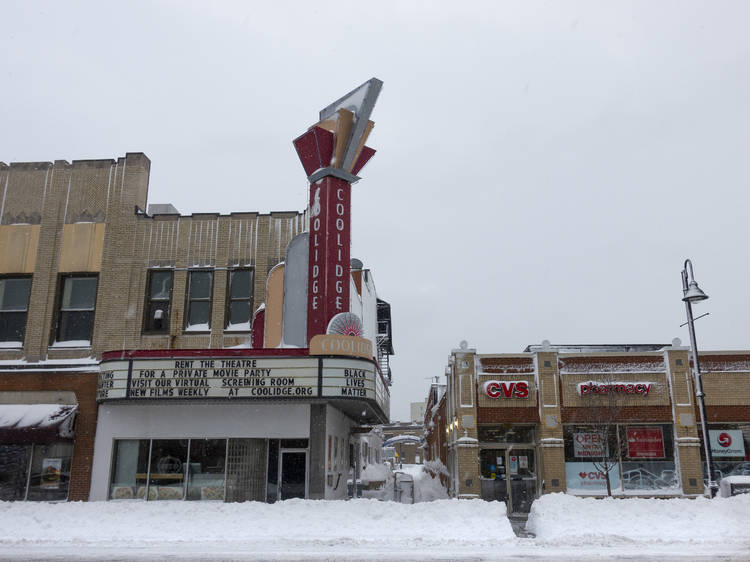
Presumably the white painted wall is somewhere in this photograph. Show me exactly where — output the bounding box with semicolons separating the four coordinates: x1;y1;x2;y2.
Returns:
324;405;355;500
360;270;379;355
89;402;310;501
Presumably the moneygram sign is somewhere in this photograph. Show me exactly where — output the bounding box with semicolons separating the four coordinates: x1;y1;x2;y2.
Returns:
709;429;746;457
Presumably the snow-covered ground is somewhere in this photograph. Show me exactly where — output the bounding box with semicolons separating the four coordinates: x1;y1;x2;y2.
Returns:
1;466;749;560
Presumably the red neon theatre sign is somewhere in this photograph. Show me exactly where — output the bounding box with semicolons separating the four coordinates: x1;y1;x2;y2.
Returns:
293;78;382;344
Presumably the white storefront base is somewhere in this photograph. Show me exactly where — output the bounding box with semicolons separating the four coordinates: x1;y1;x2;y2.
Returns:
89;402;310;501
324;406;356;500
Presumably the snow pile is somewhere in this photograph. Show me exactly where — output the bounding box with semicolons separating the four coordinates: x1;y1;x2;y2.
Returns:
360;462;390;485
0;498;513;551
719;475;750;498
423;459;449;477
363;464;449;503
527;493;750;547
397;464;449;503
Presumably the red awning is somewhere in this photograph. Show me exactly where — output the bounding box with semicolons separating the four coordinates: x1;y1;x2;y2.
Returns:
0;404;77;444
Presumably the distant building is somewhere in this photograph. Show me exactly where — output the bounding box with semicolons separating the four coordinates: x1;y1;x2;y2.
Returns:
410;400;426;423
381;421;423;465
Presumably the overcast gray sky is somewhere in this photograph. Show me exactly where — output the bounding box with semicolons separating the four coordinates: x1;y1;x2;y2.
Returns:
2;1;749;421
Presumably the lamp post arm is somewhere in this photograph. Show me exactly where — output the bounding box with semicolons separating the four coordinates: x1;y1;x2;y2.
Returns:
684;259;695;285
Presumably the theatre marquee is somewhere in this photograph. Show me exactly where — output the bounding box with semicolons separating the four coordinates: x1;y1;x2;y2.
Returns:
97;353;388;420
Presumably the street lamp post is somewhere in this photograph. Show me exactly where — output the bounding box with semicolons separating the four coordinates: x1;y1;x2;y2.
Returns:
681;259;718;498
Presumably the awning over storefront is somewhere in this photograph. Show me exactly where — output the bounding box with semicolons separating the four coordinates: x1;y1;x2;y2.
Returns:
0;404;77;444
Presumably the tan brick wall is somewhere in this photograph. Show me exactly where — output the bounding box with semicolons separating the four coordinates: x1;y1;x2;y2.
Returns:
0;153;307;364
64;159;112;224
540;446;566;493
456;444;480;497
703;372;750;406
1;162;49;225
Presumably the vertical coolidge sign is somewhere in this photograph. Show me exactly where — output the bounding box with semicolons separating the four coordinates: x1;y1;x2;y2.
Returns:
294;78;382;344
307;177;351;339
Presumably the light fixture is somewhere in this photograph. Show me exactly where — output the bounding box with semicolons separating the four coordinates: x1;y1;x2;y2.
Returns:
682;260;709;303
683;280;709;303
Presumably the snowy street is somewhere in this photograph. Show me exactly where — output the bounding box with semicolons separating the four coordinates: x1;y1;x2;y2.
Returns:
2;491;749;560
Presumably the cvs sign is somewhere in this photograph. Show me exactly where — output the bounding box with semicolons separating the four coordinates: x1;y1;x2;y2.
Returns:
483;380;530;399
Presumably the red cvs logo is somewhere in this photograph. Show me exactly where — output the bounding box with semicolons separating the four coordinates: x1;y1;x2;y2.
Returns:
484;380;530;399
718;432;732;448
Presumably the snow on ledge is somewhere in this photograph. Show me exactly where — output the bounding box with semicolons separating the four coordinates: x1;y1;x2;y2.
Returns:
50;340;91;348
224;322;251;332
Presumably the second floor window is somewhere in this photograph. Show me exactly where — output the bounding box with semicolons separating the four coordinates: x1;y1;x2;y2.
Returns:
185;270;212;331
145;270;173;333
0;276;32;344
226;269;253;330
57;275;98;343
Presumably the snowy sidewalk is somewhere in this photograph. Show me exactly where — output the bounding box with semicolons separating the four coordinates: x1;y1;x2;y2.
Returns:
1;494;749;560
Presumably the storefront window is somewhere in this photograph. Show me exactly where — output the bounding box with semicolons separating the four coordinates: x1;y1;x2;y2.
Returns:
187;439;226;501
110;438;270;502
26;443;74;501
563;424;676;494
620;425;676;491
699;424;750;483
110;439;150;500
0;444;32;500
0;443;73;501
478;425;535;444
149;439;188;500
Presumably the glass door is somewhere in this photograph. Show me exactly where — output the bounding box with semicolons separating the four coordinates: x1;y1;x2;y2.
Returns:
507;449;536;515
479;449;508;504
480;448;537;515
279;450;307;500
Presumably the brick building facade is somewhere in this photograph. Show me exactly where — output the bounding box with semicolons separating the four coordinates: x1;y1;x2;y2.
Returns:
424;341;750;514
0;152;392;502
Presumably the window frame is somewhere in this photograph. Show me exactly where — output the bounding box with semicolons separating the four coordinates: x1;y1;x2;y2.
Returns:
54;274;98;344
143;269;174;334
0;274;33;345
225;267;254;331
184;269;213;332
